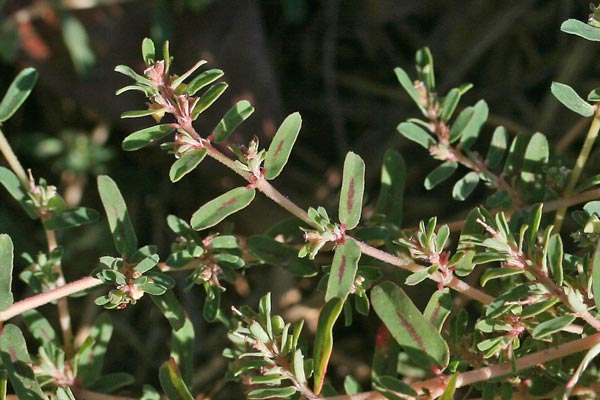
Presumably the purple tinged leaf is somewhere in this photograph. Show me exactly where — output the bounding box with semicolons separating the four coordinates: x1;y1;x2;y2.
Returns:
371;282;449;369
264;112;302;180
122;124;175;151
191;187;255;231
313;298;343;395
325;239;361;301
0;235;13;312
338;152;365;230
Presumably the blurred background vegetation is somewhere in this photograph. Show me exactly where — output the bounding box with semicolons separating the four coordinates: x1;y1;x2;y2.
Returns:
0;0;598;397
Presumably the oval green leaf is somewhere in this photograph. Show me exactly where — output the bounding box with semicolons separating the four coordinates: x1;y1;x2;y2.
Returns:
485;126;508;169
169;148;207;182
0;68;38;122
452;171;480;201
424;161;458;190
264;112;302;180
185;69;224;96
532;315;576;339
561;19;600;42
394;67;425;114
0;235;14;311
551;82;594;117
0;324;45;399
43;207;99;230
313;298;343;395
122;124;174;151
397;122;434;149
441;88;461;122
191;187;255;231
213;100;255;143
248;387;298;399
97;175;138;259
338;152;365;230
191;82;228;119
141;37;155;64
159;358;194;400
456;99;488;149
371;282;449;369
325;239;361;301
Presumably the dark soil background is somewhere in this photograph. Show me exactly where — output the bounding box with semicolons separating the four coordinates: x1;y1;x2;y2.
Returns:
0;0;597;397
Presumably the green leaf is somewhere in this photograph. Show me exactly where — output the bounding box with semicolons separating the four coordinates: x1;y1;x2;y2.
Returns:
159;358;194;400
264;112;302;180
592;238;600;311
521;298;559;319
563;341;600;399
551;82;594;117
415;47;435;92
0;325;45;399
169;148;207;182
371;282;449;369
423;288;452;332
191;187;255;230
75;313;113;387
141;37;155;64
313;298;344;395
151;290;186;331
440;373;459;400
170;60;207;89
121;109;164;119
561;19;600;42
518;132;549;202
588;88;600;102
425;161;458;190
338;152;365;230
191;82;228;119
503;134;528;176
480;267;524;286
212;100;255;143
374;376;418;398
532;315;576;339
97;175;138;259
344;375;362;395
61;13;95;77
56;387;76;400
185;69;224;96
326;239;361;301
394;67;425;114
451;100;488;149
452;172;480;201
0;235;13;312
114;65;153;86
247;235;318;277
397;122;434;149
526;203;543;253
440;88;461;122
43;207;99;230
375;149;406;227
547;234;563;286
171;318;194;386
122;124;174;151
203;286;221;322
22;310;57;346
247;387;298;399
0;67;37;122
0;167;37;218
486;126;508;169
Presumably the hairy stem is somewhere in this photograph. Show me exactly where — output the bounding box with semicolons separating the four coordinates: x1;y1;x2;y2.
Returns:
200;136;492;305
0;277;102;322
554;105;600;231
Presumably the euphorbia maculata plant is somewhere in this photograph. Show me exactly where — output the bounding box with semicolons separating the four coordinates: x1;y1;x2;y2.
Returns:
4;4;600;400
